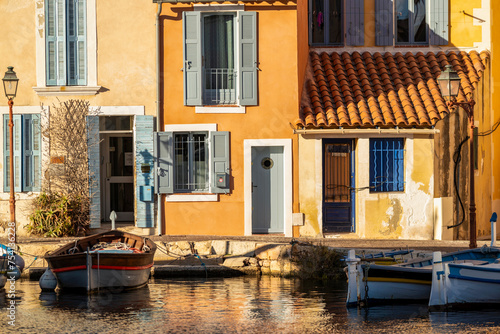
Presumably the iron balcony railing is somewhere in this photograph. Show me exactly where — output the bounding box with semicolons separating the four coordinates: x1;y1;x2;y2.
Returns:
204;68;237;105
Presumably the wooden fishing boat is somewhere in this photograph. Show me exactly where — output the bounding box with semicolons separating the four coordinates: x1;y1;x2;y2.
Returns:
346;246;500;307
430;251;500;309
44;230;156;292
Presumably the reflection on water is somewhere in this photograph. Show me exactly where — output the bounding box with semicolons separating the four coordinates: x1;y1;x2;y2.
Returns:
1;277;500;333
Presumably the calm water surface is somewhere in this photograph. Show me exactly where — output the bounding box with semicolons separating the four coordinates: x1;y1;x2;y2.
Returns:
2;276;500;333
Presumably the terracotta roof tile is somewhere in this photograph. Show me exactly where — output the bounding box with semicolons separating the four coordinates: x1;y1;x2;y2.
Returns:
297;50;489;129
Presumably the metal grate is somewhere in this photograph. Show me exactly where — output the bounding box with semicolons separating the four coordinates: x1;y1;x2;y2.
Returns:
370;138;405;192
204;68;236;105
174;133;208;192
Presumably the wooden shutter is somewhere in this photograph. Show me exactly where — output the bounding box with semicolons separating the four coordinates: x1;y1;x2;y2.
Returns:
430;0;449;45
67;0;86;85
345;0;365;46
210;131;230;194
183;11;202;106
239;11;258;106
46;0;63;86
22;115;35;192
86;115;100;228
375;0;394;46
135;116;154;228
31;114;41;191
13;115;22;192
3;115;9;192
155;132;174;194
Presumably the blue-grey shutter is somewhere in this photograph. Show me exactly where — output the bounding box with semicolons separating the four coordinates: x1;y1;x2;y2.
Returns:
345;0;365;46
31;114;41;192
46;0;58;85
183;11;202;106
375;0;394;46
13;115;22;193
239;11;258;106
430;0;449;45
67;0;86;85
56;0;67;85
135;116;154;228
155;132;174;194
3;115;9;192
22;115;32;191
86;115;100;228
210;131;230;194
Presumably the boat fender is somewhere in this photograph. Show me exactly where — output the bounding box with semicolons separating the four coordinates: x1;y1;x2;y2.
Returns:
7;267;21;280
15;254;25;272
39;268;57;291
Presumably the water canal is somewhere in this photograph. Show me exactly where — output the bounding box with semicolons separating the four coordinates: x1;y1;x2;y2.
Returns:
2;276;500;333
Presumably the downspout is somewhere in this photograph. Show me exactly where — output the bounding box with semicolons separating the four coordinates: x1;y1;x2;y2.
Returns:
156;2;163;235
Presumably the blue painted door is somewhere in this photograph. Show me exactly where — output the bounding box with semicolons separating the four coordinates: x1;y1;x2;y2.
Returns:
323;139;354;233
252;146;284;234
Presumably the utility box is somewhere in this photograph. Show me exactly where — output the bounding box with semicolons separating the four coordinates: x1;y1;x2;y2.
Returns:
140;186;154;202
216;173;227;188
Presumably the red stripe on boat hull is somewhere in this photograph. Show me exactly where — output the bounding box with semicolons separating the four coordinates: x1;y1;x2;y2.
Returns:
52;263;153;273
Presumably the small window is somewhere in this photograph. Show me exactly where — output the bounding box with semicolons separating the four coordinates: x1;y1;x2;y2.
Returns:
396;0;427;44
3;114;42;192
310;0;343;45
369;138;404;192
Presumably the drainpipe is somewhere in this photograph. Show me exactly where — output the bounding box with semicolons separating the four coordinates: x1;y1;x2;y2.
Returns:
156;2;163;235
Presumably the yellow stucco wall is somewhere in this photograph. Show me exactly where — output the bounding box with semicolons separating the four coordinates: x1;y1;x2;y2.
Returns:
0;1;157;234
160;2;299;236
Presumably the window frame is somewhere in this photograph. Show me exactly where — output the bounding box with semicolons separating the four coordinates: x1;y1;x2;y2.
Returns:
183;6;258;108
309;0;344;46
173;131;209;193
369;138;405;193
3;114;42;193
395;0;428;45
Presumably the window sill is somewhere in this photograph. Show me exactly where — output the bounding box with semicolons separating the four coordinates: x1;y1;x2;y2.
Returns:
195;106;245;114
165;194;218;202
33;86;101;96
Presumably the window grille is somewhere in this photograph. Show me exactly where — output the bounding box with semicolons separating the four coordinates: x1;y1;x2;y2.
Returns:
369;138;405;192
174;133;208;192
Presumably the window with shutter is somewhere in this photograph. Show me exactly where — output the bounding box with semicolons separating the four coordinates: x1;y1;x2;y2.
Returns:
155;130;230;195
45;0;87;86
183;10;257;107
3;114;42;193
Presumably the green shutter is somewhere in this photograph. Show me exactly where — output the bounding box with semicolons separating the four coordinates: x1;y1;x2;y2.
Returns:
86;115;100;228
345;0;365;46
375;0;394;46
430;0;449;45
155;132;174;194
210;131;230;194
46;0;59;85
239;11;257;106
183;11;202;106
3;115;9;192
135;116;154;228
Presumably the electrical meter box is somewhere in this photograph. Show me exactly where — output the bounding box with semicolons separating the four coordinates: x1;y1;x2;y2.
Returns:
216;173;227;188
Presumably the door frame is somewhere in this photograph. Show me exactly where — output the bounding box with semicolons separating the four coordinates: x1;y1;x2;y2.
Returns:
322;138;355;233
244;139;292;237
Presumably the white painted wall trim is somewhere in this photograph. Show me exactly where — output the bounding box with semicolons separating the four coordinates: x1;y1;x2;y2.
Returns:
165;194;218;202
34;0;98;93
244;139;293;237
195;106;246;114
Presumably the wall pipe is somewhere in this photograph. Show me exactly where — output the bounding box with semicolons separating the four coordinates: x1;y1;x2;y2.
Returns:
156;2;163;235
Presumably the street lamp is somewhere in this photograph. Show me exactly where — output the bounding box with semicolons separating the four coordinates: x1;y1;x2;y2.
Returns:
2;66;19;244
437;64;477;249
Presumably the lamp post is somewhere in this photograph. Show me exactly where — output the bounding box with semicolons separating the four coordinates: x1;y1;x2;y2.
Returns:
2;66;19;244
437;65;477;249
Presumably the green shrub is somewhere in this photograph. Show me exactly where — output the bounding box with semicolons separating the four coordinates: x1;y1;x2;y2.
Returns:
27;192;90;237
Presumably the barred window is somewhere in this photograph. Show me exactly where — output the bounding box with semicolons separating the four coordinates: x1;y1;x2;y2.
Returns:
369;138;405;192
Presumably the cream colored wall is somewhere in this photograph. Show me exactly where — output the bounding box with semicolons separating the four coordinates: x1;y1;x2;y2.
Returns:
298;135;435;239
0;1;157;234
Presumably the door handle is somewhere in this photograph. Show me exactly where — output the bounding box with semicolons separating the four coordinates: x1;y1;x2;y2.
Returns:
252;182;257;193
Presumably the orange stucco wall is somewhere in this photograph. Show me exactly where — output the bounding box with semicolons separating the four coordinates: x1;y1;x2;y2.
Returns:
160;2;299;235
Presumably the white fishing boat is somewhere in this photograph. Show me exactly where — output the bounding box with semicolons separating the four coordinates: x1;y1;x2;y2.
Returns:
429;250;500;309
0;244;25;288
345;246;500;307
